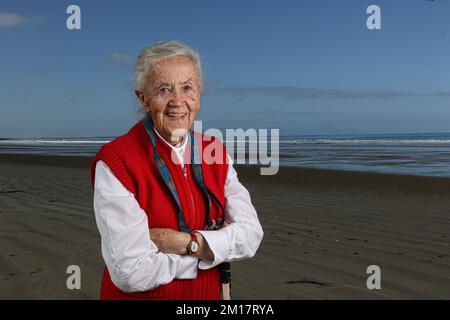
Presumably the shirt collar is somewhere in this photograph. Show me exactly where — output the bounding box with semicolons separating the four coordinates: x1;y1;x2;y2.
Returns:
153;128;189;154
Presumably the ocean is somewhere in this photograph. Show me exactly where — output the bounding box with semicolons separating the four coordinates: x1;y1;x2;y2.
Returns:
1;132;449;177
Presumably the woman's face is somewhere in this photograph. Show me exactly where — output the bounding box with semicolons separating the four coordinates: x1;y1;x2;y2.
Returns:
137;56;202;145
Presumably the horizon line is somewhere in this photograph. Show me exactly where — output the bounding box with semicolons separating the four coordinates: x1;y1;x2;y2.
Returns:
1;131;450;140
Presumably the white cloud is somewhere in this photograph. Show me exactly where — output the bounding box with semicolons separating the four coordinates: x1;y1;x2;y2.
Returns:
0;11;43;28
108;53;133;65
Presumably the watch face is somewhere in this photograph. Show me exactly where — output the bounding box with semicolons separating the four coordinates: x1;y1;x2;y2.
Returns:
190;241;199;253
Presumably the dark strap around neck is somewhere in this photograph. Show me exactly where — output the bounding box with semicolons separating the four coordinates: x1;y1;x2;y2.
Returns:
142;114;224;232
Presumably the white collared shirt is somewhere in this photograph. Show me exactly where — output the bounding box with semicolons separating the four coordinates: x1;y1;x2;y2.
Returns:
93;129;264;292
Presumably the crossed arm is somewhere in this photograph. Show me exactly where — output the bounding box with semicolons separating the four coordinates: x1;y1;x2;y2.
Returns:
149;224;222;261
93;159;263;293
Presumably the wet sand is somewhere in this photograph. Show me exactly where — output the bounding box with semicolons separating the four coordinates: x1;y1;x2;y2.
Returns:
0;154;449;299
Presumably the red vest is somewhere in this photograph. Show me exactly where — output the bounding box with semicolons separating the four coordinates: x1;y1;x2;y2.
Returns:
90;120;228;300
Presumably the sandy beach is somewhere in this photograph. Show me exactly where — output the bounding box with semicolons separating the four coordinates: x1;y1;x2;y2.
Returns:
0;154;449;299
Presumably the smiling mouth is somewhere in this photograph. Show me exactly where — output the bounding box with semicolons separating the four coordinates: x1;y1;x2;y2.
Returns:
165;112;188;120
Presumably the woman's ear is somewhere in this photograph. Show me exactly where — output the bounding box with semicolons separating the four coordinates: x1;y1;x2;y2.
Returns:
135;90;150;112
135;90;145;104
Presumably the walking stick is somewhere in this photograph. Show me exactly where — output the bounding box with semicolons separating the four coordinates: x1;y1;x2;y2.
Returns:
219;262;231;300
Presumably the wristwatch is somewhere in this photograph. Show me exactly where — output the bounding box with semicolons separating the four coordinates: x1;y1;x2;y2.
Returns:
187;232;199;255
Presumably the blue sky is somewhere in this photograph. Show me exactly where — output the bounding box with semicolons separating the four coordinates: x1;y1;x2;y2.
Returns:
1;0;449;137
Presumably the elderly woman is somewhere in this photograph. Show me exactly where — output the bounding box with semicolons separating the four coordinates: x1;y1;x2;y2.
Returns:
90;41;263;300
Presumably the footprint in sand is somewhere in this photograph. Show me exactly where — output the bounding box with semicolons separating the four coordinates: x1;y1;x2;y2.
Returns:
426;255;446;264
29;267;44;275
2;272;16;281
0;190;24;194
286;279;331;288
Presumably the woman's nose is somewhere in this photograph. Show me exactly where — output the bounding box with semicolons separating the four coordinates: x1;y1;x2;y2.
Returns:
168;89;185;107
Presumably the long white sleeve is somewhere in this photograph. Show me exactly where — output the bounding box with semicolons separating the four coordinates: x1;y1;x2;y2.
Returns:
195;154;264;269
93;160;199;293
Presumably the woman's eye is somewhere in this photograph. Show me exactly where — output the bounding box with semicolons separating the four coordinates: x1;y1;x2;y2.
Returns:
184;85;193;92
160;87;170;93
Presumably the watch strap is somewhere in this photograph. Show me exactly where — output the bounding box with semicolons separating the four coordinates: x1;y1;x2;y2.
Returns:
187;232;199;254
189;231;198;242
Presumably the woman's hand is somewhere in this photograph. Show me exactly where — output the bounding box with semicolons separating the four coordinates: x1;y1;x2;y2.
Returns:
150;228;213;260
149;228;190;255
150;220;232;260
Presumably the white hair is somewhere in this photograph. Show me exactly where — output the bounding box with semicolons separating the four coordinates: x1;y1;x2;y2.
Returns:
134;40;202;91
